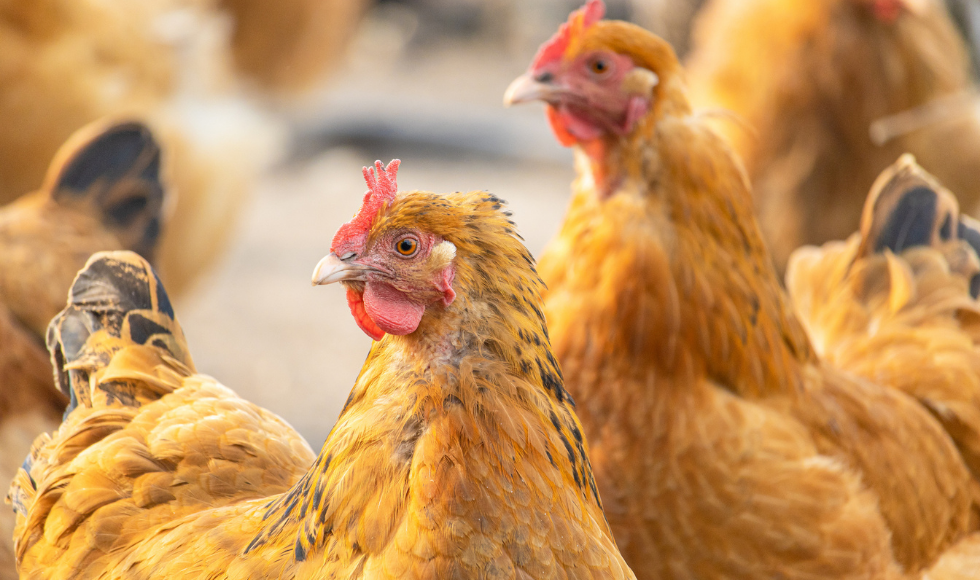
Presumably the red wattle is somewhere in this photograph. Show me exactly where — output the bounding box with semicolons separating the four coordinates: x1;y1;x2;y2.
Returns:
547;105;579;147
363;282;425;337
346;288;385;341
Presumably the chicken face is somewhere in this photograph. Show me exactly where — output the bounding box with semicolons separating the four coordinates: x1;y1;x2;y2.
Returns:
504;0;661;147
312;160;457;340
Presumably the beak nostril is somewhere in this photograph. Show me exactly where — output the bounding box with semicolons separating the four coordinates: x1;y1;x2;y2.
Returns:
535;72;554;83
341;252;356;261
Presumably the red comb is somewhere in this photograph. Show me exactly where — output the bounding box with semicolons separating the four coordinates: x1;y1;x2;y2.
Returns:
331;159;401;253
530;0;605;71
871;0;902;22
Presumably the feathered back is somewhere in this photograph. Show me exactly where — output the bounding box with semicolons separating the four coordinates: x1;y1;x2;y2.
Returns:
687;0;980;271
787;155;980;478
9;251;195;569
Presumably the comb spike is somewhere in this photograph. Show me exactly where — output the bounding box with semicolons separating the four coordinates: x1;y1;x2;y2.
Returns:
330;159;401;254
531;0;606;71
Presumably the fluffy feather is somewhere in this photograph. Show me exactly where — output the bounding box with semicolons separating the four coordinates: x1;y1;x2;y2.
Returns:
0;120;168;580
788;155;980;488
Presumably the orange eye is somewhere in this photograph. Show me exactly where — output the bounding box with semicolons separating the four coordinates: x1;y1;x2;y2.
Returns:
590;59;608;74
395;237;418;256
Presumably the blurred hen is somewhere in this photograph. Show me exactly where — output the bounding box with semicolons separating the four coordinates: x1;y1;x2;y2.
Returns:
0;120;166;580
218;0;368;95
686;0;980;271
507;1;980;577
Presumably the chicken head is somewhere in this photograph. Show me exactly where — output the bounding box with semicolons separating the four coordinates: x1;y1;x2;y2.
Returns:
312;160;457;340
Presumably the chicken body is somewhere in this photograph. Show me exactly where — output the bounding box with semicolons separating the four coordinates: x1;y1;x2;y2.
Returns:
507;2;980;577
788;155;980;485
0;121;167;580
686;0;980;271
10;169;633;579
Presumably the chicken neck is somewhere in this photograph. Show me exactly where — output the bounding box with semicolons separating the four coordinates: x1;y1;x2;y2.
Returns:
542;110;816;409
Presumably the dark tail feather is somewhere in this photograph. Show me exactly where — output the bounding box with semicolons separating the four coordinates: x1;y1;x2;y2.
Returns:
873;185;942;254
860;155;959;256
859;154;980;298
10;252;190;523
958;216;980;298
44;120;167;262
46;251;191;416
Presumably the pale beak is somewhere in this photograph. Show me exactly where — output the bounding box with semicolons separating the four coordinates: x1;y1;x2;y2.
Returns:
312;253;362;286
503;73;563;106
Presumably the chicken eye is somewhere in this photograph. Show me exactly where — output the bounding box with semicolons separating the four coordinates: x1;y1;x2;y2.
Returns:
590;59;609;75
395;237;419;257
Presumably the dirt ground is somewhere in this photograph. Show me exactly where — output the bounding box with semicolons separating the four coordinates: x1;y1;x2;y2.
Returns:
176;28;576;448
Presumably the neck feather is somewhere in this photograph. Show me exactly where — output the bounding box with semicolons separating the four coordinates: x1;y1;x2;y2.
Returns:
547;104;815;403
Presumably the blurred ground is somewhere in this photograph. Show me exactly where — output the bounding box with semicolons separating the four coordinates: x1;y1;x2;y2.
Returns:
176;10;577;448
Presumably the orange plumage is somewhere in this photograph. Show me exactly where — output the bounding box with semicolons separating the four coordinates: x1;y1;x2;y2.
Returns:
9;163;634;579
507;2;980;577
685;0;980;272
788;154;980;486
0;120;167;580
0;305;56;580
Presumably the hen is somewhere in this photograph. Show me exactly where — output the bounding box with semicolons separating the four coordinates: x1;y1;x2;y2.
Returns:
9;160;634;579
0;120;167;580
685;0;980;271
787;154;980;484
506;1;980;577
0;0;283;295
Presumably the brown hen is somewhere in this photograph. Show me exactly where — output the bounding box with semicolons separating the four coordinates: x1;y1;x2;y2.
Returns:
686;0;980;272
0;120;167;580
506;1;980;578
9;160;634;579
